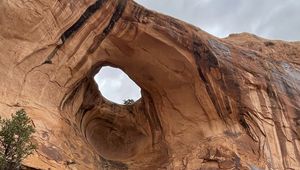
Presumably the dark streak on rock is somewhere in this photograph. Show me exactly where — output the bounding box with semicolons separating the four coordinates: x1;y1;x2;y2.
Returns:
239;113;251;132
44;0;108;65
21;165;43;170
192;38;228;123
142;91;163;145
88;0;128;53
62;0;107;41
42;46;59;64
280;78;300;162
265;81;289;169
224;97;232;114
281;78;295;99
192;40;209;83
168;18;189;34
208;39;231;58
264;41;275;47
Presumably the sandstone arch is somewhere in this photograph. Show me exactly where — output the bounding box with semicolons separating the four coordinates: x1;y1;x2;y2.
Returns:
0;0;300;169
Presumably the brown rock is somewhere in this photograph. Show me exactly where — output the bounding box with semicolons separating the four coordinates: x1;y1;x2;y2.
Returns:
0;0;299;169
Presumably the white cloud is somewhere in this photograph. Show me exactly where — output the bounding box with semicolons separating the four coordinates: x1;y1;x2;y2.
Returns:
135;0;300;41
94;66;141;104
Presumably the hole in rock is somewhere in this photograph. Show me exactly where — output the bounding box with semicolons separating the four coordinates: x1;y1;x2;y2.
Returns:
94;66;141;105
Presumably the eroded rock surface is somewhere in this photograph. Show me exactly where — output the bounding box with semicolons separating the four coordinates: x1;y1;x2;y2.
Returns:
0;0;300;169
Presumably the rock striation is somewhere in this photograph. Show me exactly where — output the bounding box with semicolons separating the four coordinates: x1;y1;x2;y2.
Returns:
0;0;300;169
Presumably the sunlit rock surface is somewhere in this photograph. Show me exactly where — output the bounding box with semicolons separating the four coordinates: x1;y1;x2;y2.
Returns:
0;0;300;169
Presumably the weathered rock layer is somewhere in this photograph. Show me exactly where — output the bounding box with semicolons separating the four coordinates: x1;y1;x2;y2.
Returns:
0;0;300;169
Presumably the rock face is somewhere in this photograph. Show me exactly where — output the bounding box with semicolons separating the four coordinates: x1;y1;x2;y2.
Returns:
0;0;300;169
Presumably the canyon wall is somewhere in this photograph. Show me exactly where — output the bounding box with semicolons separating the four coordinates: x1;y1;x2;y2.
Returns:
0;0;300;169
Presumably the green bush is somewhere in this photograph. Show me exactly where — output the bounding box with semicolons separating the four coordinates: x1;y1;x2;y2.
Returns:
0;109;36;170
123;99;135;105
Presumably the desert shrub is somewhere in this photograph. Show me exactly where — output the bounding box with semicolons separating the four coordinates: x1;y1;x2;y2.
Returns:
123;99;135;105
0;109;36;170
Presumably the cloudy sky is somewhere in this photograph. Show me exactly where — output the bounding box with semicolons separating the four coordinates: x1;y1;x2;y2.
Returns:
95;0;300;104
94;67;142;104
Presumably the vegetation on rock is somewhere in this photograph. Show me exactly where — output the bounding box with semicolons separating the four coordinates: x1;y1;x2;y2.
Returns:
123;99;135;105
0;110;36;170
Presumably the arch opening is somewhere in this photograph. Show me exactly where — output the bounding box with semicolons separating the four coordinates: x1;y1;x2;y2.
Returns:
94;66;142;105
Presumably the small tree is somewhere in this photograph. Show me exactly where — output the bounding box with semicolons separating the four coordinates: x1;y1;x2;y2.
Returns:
0;109;36;170
123;99;135;105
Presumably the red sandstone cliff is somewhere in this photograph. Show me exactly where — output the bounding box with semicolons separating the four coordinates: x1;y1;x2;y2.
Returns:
0;0;300;169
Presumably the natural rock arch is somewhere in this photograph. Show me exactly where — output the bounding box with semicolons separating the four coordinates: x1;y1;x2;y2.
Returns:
0;0;299;169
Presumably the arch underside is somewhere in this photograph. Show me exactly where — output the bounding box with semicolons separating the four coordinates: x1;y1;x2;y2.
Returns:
57;1;300;169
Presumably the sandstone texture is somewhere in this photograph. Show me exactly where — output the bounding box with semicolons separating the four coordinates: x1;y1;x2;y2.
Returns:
0;0;300;169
